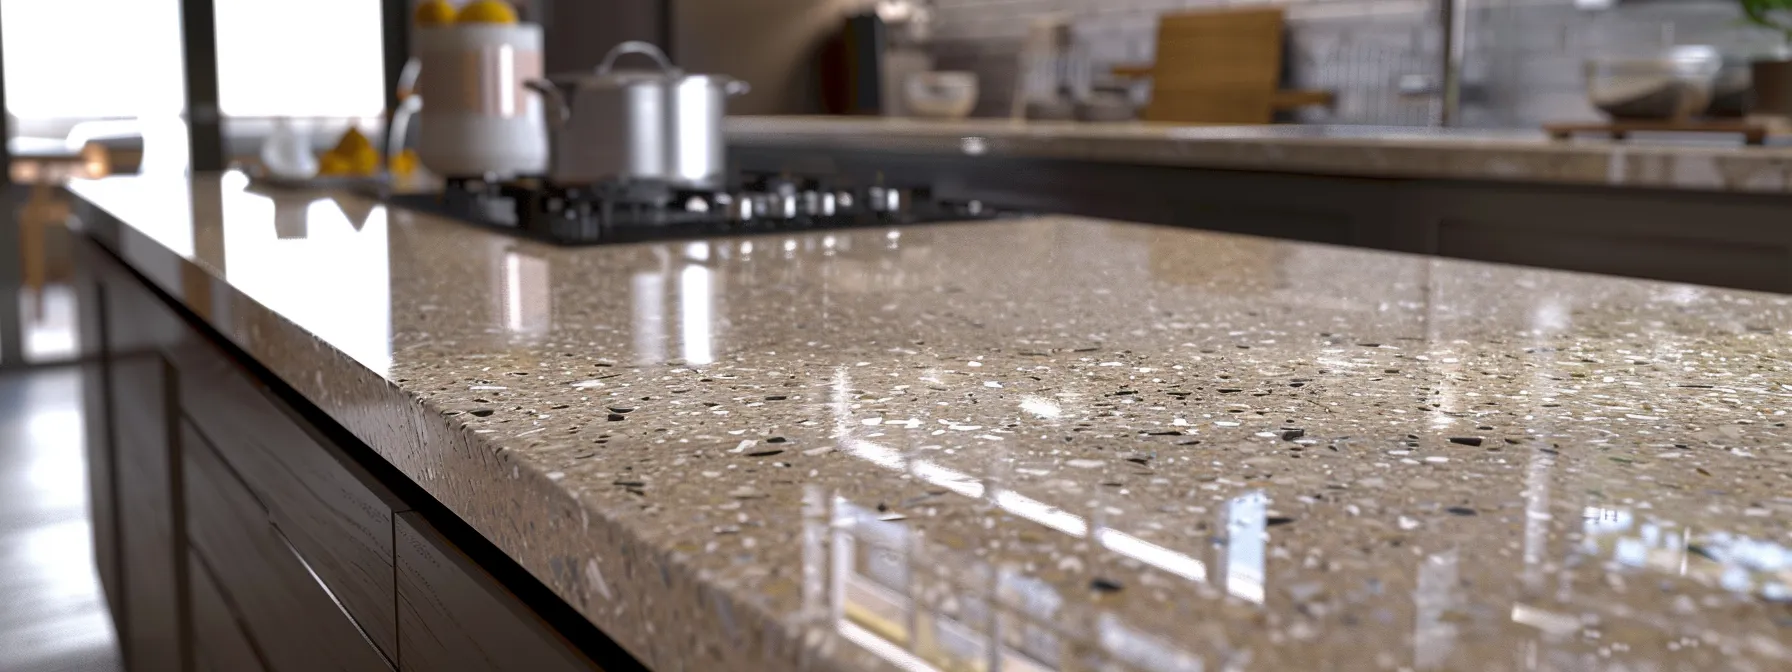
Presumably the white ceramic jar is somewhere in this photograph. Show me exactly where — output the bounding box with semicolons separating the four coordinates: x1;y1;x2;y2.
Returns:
412;24;548;178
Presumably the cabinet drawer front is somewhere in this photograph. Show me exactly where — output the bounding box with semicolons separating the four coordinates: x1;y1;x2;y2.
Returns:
183;420;394;672
170;335;402;660
189;549;267;672
396;513;599;672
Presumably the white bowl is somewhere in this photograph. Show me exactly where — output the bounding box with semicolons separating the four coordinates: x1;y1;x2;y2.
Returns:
904;71;978;119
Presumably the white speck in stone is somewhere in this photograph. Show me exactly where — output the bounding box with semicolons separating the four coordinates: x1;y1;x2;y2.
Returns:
702;471;722;478
861;417;884;426
1744;507;1771;517
547;471;565;481
984;381;1002;388
585;559;614;601
571;379;607;389
1172;418;1189;426
731;440;755;453
1099;362;1124;367
1399;516;1421;530
1215;421;1240;427
1400;458;1421;465
1424;456;1449;464
470;385;509;391
968;361;983;367
1057;556;1085;573
1066;459;1105;469
1255;432;1277;438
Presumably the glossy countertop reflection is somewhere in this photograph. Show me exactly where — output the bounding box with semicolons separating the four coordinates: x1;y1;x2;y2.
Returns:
68;173;1792;672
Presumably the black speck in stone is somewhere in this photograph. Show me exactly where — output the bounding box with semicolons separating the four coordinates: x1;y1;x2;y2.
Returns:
1289;382;1306;388
1448;437;1484;447
1266;516;1296;526
1145;430;1182;436
469;409;496;418
1090;578;1124;593
765;436;789;444
1177;440;1202;446
607;406;635;414
1125;457;1151;466
1218;388;1243;394
1476;425;1494;431
1281;429;1305;441
1114;390;1137;396
607;413;627;422
746;449;785;457
573;451;596;459
876;502;888;512
1688;544;1718;561
612;480;645;487
1358;343;1381;348
1445;507;1478;516
765;395;789;401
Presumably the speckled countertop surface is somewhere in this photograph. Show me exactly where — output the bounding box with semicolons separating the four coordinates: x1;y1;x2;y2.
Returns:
730;116;1792;193
70;173;1792;671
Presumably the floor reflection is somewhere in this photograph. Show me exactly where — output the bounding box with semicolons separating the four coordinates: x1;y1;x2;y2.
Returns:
807;491;1205;672
0;369;122;672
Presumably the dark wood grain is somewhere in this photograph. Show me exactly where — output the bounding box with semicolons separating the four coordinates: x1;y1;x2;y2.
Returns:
183;419;393;672
189;548;268;672
396;512;599;672
170;333;404;661
107;352;186;672
101;254;191;672
72;257;123;626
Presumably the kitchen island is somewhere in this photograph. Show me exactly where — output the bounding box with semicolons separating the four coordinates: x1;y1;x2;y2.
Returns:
730;117;1792;293
70;172;1792;672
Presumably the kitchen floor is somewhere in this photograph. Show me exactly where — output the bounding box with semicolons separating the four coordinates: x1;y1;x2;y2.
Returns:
0;367;122;672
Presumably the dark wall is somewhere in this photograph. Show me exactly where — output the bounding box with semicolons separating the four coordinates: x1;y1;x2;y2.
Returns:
541;0;666;73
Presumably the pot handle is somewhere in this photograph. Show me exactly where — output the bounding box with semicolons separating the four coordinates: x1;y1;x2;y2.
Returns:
725;79;751;97
524;79;570;128
598;41;680;75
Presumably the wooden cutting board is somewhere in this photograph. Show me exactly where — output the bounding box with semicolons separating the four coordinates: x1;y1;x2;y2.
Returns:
1143;6;1288;124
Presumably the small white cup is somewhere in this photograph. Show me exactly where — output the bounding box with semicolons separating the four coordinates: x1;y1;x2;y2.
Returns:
413;24;548;178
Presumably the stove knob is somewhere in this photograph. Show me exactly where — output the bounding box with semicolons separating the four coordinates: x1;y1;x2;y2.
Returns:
868;187;906;213
727;195;755;221
776;193;799;219
800;190;837;217
835;191;855;211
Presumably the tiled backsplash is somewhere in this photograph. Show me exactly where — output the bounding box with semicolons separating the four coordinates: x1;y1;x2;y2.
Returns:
927;0;1779;127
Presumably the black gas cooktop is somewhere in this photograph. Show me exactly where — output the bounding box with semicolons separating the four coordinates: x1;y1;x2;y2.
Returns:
386;174;1011;246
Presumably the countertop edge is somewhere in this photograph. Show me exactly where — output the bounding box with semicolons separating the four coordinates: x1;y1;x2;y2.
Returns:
66;184;882;672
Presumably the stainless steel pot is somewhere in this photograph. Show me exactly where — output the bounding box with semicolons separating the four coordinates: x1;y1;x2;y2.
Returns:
525;42;748;188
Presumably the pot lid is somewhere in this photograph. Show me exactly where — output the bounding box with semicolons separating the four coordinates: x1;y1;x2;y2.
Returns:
545;41;726;87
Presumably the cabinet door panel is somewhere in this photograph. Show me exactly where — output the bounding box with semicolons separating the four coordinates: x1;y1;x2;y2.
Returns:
107;353;184;672
189;548;267;672
173;332;401;660
183;420;392;672
396;513;598;672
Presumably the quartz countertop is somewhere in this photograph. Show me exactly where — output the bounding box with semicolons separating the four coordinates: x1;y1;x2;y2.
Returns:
729;116;1792;193
70;172;1792;671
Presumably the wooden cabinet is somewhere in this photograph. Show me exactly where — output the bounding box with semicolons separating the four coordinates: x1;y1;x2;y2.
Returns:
171;334;404;661
397;513;599;672
77;237;612;672
188;548;267;672
182;420;393;672
102;267;189;672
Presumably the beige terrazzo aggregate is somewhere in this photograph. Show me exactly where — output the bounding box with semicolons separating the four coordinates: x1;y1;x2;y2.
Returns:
69;173;1792;672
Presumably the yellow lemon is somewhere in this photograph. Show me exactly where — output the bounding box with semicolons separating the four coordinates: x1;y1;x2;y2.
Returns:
317;153;351;177
388;149;419;177
456;0;517;24
414;0;456;27
330;127;374;157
